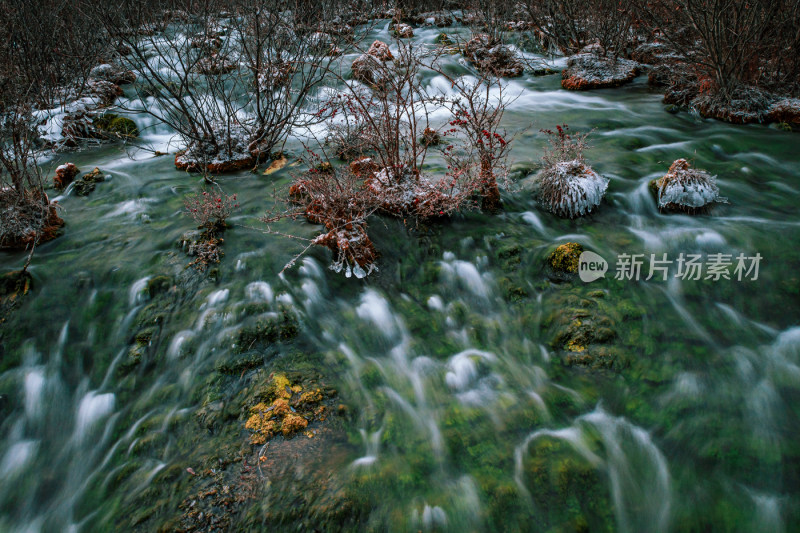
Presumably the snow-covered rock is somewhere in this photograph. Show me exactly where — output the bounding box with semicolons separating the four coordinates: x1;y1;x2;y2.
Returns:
463;34;523;78
54;163;79;190
193;53;237;75
175;124;261;173
392;23;414;38
561;54;640;90
89;64;136;85
351;41;394;86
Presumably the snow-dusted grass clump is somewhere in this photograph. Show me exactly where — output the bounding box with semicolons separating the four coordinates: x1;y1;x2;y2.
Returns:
653;159;726;213
536;159;609;218
534;125;607;218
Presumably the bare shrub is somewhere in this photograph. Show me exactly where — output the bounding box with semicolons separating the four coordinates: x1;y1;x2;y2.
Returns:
535;125;608;218
518;0;636;57
440;79;515;212
183;188;239;269
264;154;382;277
95;0;344;176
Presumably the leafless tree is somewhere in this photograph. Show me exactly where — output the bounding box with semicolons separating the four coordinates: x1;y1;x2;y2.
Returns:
94;0;347;175
633;0;800;99
0;0;103;248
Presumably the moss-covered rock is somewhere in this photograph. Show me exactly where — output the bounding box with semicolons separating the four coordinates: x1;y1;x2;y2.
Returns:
234;309;299;353
0;270;32;324
73;167;106;196
435;32;453;46
94;113;139;137
146;275;172;298
521;436;615;532
549;242;583;273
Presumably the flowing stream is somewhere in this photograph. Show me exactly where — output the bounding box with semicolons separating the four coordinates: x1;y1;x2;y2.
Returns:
1;20;800;532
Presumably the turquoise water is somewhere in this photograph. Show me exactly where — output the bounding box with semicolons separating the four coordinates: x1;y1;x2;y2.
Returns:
1;21;800;532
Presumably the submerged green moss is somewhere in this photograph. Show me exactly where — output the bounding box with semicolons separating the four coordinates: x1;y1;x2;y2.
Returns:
94;113;139;137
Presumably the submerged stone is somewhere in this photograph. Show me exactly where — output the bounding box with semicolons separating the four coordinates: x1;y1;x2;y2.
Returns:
73;167;107;196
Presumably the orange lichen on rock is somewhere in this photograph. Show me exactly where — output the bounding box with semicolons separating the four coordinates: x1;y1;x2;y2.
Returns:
281;413;309;436
244;373;327;444
245;403;278;445
297;388;323;407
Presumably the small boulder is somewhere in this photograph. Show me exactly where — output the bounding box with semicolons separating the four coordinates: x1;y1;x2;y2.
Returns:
561;54;640;91
73;167;107;196
351;40;394;86
366;40;393;62
89;63;136;85
193;53;237;75
549;242;583;273
420;127;440;146
767;98;800;131
189;34;223;51
86;79;123;107
463;34;523;78
349;157;379;178
392;23;414;38
61;112;101;144
94;114;139;137
54;163;80;190
352;53;386;86
412;12;452;27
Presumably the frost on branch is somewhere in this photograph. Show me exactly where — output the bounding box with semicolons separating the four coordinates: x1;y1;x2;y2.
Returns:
364;165;479;220
279;164;380;277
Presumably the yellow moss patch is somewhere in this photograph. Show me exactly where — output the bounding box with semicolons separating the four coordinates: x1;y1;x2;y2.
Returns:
549;242;584;273
282;413;308;436
269;373;292;399
566;339;586;352
245;403;278;445
297;388;323;407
